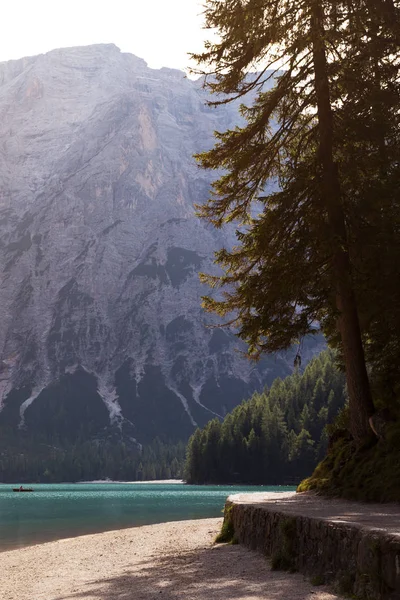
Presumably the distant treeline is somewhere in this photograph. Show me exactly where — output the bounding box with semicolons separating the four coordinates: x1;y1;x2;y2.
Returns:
184;350;345;484
1;350;344;484
0;435;185;483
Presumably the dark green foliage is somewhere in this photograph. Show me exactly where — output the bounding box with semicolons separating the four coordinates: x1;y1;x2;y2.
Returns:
311;575;326;587
298;417;400;502
192;0;400;442
0;433;186;483
215;504;235;543
271;553;294;572
184;350;345;484
335;572;356;597
271;517;297;572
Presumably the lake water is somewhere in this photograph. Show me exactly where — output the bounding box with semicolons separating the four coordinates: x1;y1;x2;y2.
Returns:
0;482;295;551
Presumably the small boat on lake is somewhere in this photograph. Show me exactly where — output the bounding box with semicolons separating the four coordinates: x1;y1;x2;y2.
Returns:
12;487;34;492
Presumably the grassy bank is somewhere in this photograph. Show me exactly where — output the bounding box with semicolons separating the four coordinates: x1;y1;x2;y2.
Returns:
298;419;400;503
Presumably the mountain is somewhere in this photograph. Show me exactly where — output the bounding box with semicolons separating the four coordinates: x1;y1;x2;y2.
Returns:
0;44;323;446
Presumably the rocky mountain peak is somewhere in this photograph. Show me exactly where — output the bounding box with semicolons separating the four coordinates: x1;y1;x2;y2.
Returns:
0;45;323;444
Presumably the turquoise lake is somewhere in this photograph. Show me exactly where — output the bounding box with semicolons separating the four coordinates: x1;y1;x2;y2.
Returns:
0;482;294;551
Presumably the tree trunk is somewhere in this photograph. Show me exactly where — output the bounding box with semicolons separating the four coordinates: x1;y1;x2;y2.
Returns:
310;1;375;442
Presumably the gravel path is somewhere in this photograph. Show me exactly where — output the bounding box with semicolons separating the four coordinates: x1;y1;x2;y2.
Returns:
1;517;342;600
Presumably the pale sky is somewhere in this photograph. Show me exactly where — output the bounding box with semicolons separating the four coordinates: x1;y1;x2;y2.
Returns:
1;0;210;72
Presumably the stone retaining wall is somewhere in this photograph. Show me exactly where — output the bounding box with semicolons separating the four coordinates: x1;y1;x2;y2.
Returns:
225;495;400;599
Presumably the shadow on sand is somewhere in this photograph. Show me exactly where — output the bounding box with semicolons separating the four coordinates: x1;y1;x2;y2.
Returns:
54;542;323;600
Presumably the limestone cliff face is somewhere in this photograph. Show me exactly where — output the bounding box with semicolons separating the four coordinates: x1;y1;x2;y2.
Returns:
0;44;322;443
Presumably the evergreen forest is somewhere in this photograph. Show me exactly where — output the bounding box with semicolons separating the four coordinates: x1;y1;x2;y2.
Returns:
0;435;186;483
185;350;345;484
191;0;400;500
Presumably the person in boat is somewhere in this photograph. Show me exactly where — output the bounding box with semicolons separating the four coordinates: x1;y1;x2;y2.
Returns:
19;485;23;491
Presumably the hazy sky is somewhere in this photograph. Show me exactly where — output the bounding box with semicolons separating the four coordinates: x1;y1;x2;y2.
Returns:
1;0;210;71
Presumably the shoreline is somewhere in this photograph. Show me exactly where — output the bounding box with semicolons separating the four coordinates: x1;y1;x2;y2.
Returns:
1;483;296;553
1;479;185;486
77;478;185;484
0;513;213;554
1;517;341;600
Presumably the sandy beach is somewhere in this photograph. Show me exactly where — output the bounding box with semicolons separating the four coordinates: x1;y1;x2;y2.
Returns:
1;517;342;600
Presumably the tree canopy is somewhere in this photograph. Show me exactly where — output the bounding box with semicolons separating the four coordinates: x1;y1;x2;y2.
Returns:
193;0;400;441
184;350;346;484
0;433;185;483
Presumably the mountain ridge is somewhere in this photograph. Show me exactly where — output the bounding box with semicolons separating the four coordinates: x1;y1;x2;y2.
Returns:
0;44;323;444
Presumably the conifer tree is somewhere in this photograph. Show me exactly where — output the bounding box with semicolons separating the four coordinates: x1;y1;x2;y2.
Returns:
184;350;345;484
193;0;399;441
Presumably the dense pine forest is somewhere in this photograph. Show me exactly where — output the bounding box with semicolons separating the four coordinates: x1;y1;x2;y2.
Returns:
0;350;344;485
185;350;345;484
0;436;185;483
